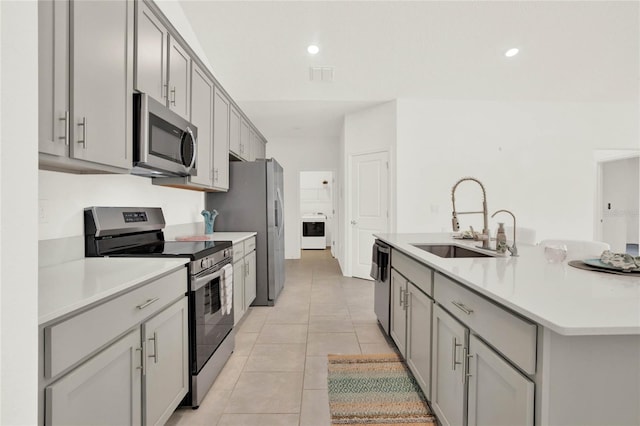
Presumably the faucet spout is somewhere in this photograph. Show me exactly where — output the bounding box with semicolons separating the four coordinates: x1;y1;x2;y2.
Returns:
491;209;518;257
451;177;490;249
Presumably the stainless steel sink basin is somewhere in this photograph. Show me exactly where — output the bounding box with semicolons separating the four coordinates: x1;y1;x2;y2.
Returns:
411;244;492;258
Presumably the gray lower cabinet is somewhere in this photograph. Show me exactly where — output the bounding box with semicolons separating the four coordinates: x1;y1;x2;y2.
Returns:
212;87;230;190
45;328;142;426
390;269;407;356
405;282;433;399
232;237;257;325
40;268;188;426
467;335;534;426
39;0;133;173
431;304;468;426
143;297;189;426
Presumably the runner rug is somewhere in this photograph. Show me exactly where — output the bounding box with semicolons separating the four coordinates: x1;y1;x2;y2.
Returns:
327;353;436;425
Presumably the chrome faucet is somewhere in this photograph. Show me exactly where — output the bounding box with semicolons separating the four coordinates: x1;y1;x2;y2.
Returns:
491;209;518;257
451;177;490;249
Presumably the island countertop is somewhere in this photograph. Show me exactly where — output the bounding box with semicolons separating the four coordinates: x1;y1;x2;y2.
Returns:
375;233;640;336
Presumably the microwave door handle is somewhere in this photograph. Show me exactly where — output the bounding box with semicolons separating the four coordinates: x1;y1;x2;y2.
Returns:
185;127;197;169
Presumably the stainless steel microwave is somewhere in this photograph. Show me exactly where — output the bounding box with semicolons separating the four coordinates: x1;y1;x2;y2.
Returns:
132;93;198;177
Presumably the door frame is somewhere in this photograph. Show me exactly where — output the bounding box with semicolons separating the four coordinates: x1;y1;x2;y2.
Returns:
593;149;640;243
345;149;390;278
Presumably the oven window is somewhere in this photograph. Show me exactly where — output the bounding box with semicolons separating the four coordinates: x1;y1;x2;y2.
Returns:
192;274;233;373
303;221;325;237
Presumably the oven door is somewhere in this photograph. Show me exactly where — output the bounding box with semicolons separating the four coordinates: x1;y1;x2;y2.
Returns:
133;93;198;177
302;221;325;237
191;265;233;374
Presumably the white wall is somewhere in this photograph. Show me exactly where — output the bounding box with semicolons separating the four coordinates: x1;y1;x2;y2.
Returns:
396;99;639;242
340;101;397;275
266;137;339;259
1;1;39;423
39;171;204;240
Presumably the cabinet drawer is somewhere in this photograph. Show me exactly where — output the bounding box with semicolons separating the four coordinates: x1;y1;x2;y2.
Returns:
233;242;244;260
244;236;256;253
391;250;433;297
434;273;536;374
44;267;187;379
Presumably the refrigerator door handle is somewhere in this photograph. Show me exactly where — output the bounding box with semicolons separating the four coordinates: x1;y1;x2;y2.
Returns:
276;188;284;236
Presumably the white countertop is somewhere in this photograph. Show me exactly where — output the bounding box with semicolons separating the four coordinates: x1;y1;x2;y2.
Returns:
39;257;188;325
376;233;640;336
172;231;257;245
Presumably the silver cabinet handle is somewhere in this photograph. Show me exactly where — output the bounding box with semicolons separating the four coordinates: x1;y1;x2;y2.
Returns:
136;346;144;374
452;337;462;370
404;289;410;310
350;220;357;225
399;285;405;308
214;168;219;182
136;297;159;310
170;87;176;105
163;83;168;99
463;347;473;383
77;117;87;148
245;263;249;277
59;111;69;145
148;332;158;364
451;301;473;315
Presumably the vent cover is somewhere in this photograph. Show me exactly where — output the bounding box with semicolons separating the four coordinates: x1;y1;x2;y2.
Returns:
309;67;334;82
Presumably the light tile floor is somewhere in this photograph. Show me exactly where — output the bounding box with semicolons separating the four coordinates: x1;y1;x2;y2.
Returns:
167;249;395;426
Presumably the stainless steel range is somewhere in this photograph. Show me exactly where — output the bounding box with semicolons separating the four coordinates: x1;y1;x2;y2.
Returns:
84;206;233;408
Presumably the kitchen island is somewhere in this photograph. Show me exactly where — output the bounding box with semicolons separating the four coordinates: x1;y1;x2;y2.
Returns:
376;233;640;426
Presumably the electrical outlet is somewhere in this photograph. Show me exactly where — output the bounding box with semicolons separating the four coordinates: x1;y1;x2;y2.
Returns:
39;199;49;224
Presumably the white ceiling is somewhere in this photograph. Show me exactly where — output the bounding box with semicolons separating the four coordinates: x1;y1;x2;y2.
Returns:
179;0;639;140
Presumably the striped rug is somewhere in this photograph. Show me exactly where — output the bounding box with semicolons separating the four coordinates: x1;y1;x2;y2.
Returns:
327;353;436;425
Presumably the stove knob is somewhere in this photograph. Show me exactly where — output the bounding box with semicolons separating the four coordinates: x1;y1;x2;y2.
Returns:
201;259;207;269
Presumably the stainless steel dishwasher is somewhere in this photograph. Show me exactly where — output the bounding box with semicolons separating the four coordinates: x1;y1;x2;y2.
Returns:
370;240;391;335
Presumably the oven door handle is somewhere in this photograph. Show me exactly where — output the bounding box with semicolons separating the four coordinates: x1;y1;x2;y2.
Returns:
192;268;225;292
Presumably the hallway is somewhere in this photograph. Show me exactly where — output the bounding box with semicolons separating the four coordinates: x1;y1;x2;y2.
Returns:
167;249;395;426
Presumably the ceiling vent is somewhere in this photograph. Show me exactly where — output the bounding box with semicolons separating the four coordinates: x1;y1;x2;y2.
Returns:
309;67;334;82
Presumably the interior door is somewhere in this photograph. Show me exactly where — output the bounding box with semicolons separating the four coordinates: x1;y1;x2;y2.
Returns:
349;151;389;279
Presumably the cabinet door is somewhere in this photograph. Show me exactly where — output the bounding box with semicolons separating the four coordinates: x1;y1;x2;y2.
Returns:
38;0;69;157
190;62;213;187
239;119;250;160
431;305;467;426
229;106;241;157
390;269;407;356
233;260;245;325
45;329;142;426
248;128;257;161
135;1;168;103
467;335;534;426
212;87;230;190
406;283;433;399
143;297;189;426
71;0;133;169
168;37;190;119
244;250;257;309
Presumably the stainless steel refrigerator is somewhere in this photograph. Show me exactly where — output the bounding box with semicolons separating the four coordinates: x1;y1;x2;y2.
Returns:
206;159;285;306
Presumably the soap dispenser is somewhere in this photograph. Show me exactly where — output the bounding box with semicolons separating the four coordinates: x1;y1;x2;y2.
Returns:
496;222;507;253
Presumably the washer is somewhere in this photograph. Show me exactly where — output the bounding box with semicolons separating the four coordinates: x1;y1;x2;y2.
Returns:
301;213;327;249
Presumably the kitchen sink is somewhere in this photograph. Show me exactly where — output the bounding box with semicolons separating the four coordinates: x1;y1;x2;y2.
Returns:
411;244;493;258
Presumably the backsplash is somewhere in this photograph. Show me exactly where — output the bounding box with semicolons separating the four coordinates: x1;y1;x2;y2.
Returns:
39;170;204;240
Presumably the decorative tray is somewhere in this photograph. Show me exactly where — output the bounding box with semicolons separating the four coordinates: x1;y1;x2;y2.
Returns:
568;259;640;275
582;258;640;272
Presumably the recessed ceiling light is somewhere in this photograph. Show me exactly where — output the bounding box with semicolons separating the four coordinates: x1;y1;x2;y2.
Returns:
505;48;519;58
307;45;319;55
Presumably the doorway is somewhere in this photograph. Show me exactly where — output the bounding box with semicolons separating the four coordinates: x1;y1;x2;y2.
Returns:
299;171;334;255
595;151;640;254
348;150;389;279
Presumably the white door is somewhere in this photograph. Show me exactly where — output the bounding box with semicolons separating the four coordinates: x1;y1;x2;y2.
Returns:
350;151;389;279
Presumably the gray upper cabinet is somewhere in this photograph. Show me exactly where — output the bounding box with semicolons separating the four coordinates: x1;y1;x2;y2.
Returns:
135;0;168;103
190;62;214;187
212;87;230;190
229;106;242;157
254;136;267;160
71;0;133;170
168;37;191;119
38;0;133;173
239;119;250;160
38;0;69;158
